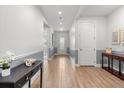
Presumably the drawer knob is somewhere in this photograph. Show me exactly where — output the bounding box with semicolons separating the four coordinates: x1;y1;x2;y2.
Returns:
18;83;21;87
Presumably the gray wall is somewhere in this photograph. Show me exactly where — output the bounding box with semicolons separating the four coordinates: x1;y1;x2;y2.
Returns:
69;49;78;64
48;47;57;58
97;50;105;64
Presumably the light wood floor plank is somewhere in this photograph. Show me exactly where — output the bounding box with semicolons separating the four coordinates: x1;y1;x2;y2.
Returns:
41;55;124;88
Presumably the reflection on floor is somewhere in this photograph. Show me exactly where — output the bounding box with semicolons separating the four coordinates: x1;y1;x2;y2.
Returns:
42;55;124;88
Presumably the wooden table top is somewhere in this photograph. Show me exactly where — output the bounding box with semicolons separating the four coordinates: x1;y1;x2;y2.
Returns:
102;52;124;60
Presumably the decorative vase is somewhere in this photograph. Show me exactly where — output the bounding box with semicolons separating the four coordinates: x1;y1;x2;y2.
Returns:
2;68;10;77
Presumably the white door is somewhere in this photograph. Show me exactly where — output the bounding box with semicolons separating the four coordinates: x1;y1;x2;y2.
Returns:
60;37;64;49
78;21;96;66
58;37;65;54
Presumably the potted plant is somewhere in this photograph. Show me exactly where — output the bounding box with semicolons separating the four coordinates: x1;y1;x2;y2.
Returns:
0;51;15;77
0;57;11;77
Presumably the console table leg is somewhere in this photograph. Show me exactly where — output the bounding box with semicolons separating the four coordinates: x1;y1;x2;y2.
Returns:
111;58;113;73
102;54;103;68
108;57;110;70
29;79;31;88
119;60;122;75
40;68;42;88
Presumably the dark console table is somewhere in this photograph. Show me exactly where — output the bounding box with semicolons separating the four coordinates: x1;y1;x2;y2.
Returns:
0;61;42;88
102;52;124;80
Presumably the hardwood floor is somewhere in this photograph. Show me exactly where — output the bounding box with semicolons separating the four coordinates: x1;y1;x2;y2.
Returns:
42;55;124;88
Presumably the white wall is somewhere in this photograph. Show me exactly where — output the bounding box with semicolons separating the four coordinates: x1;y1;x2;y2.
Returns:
47;28;54;49
0;6;45;57
69;22;76;50
77;17;108;50
107;6;124;51
106;6;124;72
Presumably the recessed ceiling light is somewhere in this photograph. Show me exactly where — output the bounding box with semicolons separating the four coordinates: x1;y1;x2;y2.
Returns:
58;11;62;15
60;22;62;25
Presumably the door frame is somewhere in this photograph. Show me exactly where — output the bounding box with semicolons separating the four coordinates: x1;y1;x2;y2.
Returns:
77;20;97;66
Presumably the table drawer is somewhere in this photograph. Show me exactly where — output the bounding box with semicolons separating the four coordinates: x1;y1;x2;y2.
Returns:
15;76;26;88
113;56;120;60
15;72;32;88
31;66;40;76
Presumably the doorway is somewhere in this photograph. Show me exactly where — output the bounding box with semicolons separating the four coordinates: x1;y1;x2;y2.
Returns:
78;20;96;66
58;37;65;54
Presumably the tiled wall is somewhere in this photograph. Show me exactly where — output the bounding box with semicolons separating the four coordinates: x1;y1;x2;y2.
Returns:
96;50;105;64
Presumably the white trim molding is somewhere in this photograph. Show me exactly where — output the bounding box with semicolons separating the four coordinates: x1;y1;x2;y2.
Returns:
95;64;108;67
95;64;101;67
14;50;42;60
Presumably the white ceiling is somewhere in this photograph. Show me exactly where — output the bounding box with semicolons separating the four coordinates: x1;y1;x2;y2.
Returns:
80;5;121;17
40;5;80;31
40;5;121;31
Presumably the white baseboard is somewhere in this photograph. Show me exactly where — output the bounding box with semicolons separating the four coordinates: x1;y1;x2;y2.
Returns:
95;64;101;67
95;64;108;67
55;53;70;56
78;63;99;67
75;64;80;67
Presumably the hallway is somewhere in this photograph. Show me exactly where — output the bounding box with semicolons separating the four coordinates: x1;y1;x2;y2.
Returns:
42;55;124;88
1;5;124;89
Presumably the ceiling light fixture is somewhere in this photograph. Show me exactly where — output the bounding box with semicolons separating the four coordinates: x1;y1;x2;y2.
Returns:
60;22;62;25
58;11;62;15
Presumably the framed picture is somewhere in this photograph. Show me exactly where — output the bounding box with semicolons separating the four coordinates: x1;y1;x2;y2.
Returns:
112;31;120;45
